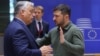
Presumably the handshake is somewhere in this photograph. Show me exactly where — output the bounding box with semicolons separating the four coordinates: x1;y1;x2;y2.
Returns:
40;45;53;56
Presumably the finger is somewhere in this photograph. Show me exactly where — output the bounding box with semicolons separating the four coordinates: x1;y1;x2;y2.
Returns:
59;27;63;35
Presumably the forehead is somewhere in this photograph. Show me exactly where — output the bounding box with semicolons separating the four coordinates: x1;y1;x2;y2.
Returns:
53;10;62;15
35;8;42;12
26;4;34;10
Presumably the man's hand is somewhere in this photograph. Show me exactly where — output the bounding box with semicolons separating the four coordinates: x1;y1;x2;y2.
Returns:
40;45;52;56
59;27;65;44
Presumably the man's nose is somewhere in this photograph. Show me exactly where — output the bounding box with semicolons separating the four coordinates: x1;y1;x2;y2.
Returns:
53;17;56;21
33;13;36;17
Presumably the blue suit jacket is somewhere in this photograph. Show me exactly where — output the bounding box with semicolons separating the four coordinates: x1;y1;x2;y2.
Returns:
28;20;49;39
4;18;41;56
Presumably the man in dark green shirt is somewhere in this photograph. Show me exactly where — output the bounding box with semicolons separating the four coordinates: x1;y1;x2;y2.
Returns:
38;4;84;56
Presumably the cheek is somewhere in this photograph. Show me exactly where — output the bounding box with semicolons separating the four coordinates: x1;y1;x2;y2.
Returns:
37;14;40;16
28;13;33;17
58;18;63;23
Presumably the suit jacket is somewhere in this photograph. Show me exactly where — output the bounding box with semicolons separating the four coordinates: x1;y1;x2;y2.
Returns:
28;20;49;39
4;18;41;56
38;22;84;56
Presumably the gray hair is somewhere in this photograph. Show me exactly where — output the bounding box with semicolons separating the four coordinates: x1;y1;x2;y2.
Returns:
14;1;34;15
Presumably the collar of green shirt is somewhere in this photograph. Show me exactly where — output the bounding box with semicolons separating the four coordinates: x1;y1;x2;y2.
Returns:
64;21;72;31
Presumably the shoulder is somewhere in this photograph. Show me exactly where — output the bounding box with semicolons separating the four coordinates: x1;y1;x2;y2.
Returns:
70;23;82;34
42;20;49;24
49;27;58;33
70;23;80;31
6;21;25;34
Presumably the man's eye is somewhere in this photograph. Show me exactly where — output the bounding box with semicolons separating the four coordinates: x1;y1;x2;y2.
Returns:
30;9;34;12
55;15;59;17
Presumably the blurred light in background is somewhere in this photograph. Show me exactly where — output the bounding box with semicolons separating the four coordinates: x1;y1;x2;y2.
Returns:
9;0;15;22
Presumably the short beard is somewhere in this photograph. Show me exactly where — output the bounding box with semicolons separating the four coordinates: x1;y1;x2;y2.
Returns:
57;17;65;28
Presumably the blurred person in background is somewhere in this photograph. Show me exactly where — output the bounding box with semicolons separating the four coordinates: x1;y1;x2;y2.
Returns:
28;5;49;42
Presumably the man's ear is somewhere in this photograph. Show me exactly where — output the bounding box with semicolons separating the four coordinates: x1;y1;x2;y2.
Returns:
65;14;69;19
20;9;25;16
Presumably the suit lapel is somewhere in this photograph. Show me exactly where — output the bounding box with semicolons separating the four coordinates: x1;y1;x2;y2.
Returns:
14;18;39;48
33;20;38;34
42;22;45;34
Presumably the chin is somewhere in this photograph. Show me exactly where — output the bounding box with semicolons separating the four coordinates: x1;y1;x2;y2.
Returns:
55;24;59;26
56;24;61;26
28;22;31;25
30;21;33;23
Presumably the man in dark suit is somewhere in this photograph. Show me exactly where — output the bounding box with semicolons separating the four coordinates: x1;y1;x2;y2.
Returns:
4;1;52;56
28;6;49;41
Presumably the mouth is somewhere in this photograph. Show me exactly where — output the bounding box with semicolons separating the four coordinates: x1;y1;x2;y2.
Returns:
53;20;56;22
54;21;57;25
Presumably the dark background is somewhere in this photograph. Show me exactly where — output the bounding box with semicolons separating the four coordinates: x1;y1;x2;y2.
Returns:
0;0;9;34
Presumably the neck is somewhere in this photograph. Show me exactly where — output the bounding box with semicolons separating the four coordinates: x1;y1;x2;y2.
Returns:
15;15;27;25
36;18;42;21
61;20;70;28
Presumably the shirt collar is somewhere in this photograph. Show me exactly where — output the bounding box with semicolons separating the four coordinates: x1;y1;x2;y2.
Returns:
35;19;42;23
15;17;26;25
57;21;72;31
64;21;72;31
